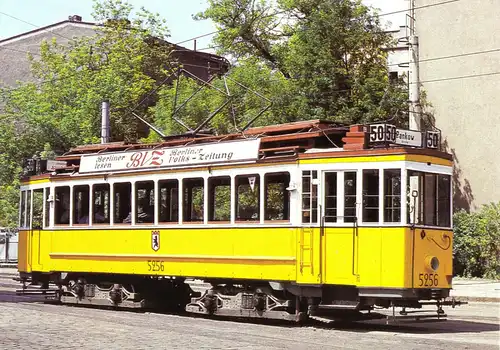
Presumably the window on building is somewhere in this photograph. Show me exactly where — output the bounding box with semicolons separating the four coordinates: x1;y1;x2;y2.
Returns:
159;179;179;223
73;185;90;225
136;181;154;224
93;184;110;224
384;169;401;222
32;189;44;228
235;174;260;221
407;171;451;227
114;182;131;224
344;172;357;223
324;172;337;223
363;169;379;223
208;177;230;222
302;170;318;224
183;178;204;222
265;172;290;221
55;187;70;225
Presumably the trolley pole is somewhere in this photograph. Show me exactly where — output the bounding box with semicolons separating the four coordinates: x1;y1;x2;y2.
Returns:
408;0;421;131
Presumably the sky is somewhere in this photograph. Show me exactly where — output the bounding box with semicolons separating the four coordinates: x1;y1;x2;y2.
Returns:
0;0;407;52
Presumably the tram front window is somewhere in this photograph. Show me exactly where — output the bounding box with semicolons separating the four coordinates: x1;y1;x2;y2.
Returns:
407;171;451;227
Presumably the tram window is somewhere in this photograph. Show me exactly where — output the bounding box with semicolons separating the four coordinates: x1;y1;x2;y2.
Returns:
136;181;154;224
302;171;318;224
20;191;26;228
32;189;44;228
54;187;70;225
265;172;290;221
93;184;110;224
73;185;90;225
183;178;204;222
208;177;230;222
407;171;451;227
344;172;357;223
114;182;131;224
324;172;337;223
26;190;32;227
423;173;436;225
384;169;401;222
159;179;179;223
362;170;379;223
44;188;50;227
235;174;260;221
437;175;451;227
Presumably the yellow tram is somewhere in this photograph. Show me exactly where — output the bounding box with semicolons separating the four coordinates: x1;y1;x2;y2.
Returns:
17;120;460;321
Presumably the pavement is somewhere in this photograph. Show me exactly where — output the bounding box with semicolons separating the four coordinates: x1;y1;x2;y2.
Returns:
1;266;499;302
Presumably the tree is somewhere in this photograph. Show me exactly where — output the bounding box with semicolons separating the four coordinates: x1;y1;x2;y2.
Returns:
0;0;176;228
195;0;408;124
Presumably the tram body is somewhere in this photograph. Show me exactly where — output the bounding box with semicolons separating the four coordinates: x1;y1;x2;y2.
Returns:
17;121;456;320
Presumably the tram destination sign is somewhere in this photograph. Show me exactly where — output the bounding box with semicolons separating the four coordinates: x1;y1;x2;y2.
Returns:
79;138;261;173
368;123;439;149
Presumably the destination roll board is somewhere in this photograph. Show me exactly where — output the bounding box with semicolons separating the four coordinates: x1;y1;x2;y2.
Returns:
367;123;441;149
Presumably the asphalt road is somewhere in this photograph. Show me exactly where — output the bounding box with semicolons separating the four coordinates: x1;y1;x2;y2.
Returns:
0;272;498;350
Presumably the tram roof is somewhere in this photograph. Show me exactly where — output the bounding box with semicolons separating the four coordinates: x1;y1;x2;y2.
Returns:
20;120;453;180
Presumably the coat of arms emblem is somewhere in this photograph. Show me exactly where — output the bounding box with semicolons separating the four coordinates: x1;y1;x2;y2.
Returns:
151;230;160;251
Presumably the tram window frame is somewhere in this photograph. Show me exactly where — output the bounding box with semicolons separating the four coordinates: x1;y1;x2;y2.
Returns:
384;169;401;223
324;172;338;223
19;190;26;228
135;181;154;224
235;174;260;222
93;184;110;224
344;172;357;223
302;170;318;224
73;185;90;225
32;189;44;229
44;188;50;227
362;169;379;223
54;186;70;225
264;172;290;222
114;182;132;224
26;190;32;228
407;171;451;227
183;178;204;223
208;176;231;223
158;179;179;224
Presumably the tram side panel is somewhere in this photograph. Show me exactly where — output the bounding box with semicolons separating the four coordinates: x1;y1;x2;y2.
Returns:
37;227;298;282
409;227;453;291
17;229;31;273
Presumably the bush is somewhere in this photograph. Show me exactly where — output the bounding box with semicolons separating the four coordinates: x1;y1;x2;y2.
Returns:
453;202;500;279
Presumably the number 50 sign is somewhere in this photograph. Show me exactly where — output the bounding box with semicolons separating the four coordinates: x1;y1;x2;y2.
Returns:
368;124;397;143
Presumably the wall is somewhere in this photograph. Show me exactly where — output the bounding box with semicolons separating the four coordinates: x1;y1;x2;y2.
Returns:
416;0;500;210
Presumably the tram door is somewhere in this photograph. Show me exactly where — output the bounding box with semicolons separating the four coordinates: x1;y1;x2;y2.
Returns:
321;171;359;285
298;170;322;284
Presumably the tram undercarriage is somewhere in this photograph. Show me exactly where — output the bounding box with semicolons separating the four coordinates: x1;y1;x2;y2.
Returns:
16;272;465;323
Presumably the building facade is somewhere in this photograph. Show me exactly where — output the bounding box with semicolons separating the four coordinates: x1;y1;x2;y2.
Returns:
415;0;500;210
0;15;228;88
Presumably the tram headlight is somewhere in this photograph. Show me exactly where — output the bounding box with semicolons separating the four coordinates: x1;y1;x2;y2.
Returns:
426;256;440;271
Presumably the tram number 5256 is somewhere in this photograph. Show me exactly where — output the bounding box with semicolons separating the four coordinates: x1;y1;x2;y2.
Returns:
419;273;438;287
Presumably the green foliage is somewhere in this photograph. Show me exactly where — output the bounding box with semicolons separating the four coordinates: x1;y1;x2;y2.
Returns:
196;0;408;124
453;203;500;279
0;0;175;228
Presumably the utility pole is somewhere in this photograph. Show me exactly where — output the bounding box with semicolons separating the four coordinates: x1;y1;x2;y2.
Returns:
408;0;421;131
